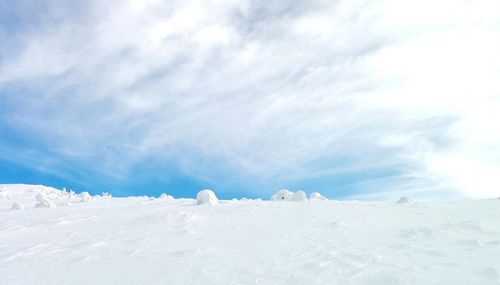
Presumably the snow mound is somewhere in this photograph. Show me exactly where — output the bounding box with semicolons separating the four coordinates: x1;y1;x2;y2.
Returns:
271;189;293;201
292;190;307;201
11;202;24;210
35;192;56;208
196;189;219;205
396;196;414;204
310;192;327;201
81;192;91;202
158;193;174;201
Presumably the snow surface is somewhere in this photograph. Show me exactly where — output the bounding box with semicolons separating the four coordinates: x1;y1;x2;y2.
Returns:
1;184;500;284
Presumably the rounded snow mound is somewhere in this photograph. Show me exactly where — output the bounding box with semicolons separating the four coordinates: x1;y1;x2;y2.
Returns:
35;192;56;208
310;192;328;201
81;192;91;202
271;189;293;201
196;189;219;205
292;190;307;201
11;202;24;210
395;196;414;204
158;193;174;201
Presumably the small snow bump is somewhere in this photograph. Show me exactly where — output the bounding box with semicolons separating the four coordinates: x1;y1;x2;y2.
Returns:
35;192;57;208
11;202;24;210
481;267;499;281
81;192;91;202
196;189;219;205
395;196;414;204
310;192;328;201
158;193;174;201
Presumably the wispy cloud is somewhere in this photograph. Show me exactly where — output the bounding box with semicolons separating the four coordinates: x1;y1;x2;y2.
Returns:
1;0;499;199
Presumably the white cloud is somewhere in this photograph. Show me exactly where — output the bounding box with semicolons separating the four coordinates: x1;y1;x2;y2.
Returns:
1;0;500;199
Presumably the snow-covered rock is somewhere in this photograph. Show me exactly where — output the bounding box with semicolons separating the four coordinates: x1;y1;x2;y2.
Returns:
11;201;24;210
102;192;112;199
292;191;307;201
396;196;414;204
271;189;293;201
81;192;91;202
196;189;219;205
310;192;328;201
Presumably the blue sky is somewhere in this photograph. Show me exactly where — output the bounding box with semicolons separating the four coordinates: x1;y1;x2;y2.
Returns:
1;0;500;200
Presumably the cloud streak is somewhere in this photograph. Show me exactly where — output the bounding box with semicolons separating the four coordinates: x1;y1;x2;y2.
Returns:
1;0;500;199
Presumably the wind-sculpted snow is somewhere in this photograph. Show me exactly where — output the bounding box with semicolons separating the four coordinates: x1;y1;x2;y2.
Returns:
1;184;500;284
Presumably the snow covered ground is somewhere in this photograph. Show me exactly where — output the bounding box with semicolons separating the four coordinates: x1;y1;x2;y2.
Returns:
1;184;500;285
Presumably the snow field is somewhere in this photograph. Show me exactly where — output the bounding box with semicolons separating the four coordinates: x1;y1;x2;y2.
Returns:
1;184;500;285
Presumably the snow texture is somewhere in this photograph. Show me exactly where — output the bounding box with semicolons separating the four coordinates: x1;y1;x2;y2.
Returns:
196;189;219;205
1;184;500;285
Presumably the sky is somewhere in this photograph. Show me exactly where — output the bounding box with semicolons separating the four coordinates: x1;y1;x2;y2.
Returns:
1;0;500;200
